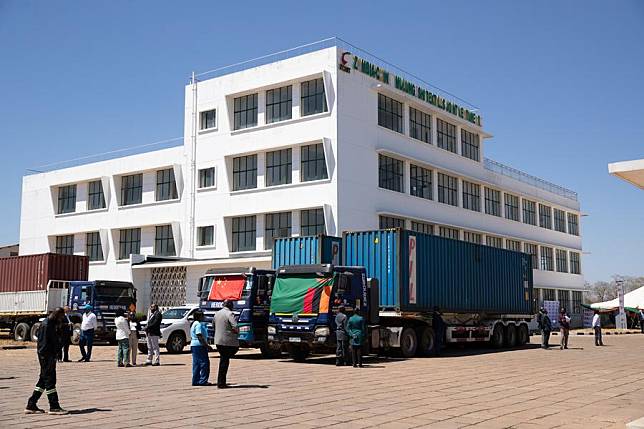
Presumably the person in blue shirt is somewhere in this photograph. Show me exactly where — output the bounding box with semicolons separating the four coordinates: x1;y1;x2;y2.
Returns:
190;310;213;386
347;307;366;368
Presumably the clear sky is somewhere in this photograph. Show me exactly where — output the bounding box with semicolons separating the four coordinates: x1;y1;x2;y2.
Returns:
0;1;642;282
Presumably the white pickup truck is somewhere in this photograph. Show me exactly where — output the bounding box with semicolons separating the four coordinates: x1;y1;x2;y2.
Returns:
138;305;199;354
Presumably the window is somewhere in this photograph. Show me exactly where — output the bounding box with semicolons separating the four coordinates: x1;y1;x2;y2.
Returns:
463;231;482;244
409;107;431;143
542;288;556;301
436;118;456;153
556;249;568;273
410;220;433;235
524;243;538;269
486;236;503;248
301;78;327;116
266;85;292;123
121;174;142;206
410;164;432;200
86;232;103;262
119;228;141;260
462;181;480;212
506;239;521;252
539;204;552;229
155;225;176;256
504;194;520;221
439;226;459;240
197;226;214;247
266;149;292;187
55;235;74;255
300;209;325;236
568;213;579;236
265;212;292;250
461;129;480;161
377;93;403;133
554;208;567;233
572;291;583;314
379;215;405;229
156;168;178;201
233;93;258;130
232;155;257;191
198;167;216;189
558;291;571;314
87;180;105;210
200;109;216;130
485;188;501;217
231;216;256;252
378;155;404;193
540;246;554;271
522;199;536;225
301;143;328;182
437;173;458;206
570;252;581;274
57;184;77;214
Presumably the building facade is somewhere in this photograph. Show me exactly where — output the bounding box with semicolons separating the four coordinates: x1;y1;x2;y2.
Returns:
19;40;584;321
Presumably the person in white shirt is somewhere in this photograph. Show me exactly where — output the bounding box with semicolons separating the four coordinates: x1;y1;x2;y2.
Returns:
114;309;131;367
591;310;603;346
78;305;98;362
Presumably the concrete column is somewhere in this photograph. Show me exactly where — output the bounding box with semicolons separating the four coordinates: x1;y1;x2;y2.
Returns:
256;214;265;251
291;145;301;184
456;125;462;156
500;192;506;219
291;83;301;120
457;177;463;208
292;210;301;236
432;169;439;201
431;114;437;145
257;152;266;189
257;91;266;126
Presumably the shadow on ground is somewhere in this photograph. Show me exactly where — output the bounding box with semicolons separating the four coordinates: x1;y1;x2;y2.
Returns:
69;408;111;415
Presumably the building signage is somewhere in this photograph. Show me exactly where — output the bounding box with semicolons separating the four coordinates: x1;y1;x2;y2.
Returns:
339;51;482;127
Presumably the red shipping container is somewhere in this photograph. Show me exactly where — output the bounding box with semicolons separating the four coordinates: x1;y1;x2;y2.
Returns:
0;253;89;293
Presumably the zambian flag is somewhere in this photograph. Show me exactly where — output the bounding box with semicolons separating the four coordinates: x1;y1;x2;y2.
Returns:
270;275;333;315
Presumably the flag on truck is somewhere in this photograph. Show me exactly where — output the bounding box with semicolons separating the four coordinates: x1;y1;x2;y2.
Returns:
270;275;333;315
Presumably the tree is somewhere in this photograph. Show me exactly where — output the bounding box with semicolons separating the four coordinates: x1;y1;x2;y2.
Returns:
585;276;644;304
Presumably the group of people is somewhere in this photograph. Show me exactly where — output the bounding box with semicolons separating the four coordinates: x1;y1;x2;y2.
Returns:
334;305;367;367
537;307;606;349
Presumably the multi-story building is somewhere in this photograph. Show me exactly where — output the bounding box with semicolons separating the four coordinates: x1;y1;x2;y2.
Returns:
19;39;584;322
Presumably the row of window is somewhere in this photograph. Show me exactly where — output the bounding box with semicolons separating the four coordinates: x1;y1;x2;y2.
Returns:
378;93;481;162
535;289;584;314
199;77;328;132
378;154;580;236
378;215;582;274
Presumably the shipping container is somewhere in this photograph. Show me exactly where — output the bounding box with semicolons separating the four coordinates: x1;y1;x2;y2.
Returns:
343;229;533;315
272;235;342;269
0;253;89;293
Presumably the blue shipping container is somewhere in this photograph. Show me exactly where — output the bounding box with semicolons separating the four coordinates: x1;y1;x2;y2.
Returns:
343;229;533;315
272;235;342;269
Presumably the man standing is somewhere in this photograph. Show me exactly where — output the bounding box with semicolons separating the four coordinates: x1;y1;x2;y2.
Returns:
592;310;604;346
78;304;97;362
639;309;644;334
335;305;348;366
539;308;552;349
347;307;366;368
114;309;131;367
559;308;570;350
57;306;72;363
191;310;212;386
145;304;162;366
25;307;68;415
432;306;445;356
214;300;239;388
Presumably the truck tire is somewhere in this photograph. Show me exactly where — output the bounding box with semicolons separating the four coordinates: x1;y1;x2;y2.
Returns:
287;344;309;362
166;332;186;354
14;322;30;342
418;327;436;356
30;323;41;342
400;327;418;358
71;323;82;346
505;324;518;348
138;344;148;354
518;324;529;345
491;324;504;348
259;342;282;359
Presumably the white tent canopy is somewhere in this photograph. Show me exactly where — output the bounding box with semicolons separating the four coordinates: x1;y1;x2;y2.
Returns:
590;285;644;311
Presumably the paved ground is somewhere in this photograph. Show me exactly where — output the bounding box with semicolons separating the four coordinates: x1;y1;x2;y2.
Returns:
1;334;643;429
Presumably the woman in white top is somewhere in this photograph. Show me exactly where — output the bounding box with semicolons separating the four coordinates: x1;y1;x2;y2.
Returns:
114;309;131;367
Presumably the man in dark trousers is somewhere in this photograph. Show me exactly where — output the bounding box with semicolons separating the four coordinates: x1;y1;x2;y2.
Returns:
57;306;72;363
25;307;68;415
335;305;349;366
145;304;162;366
214;300;239;388
432;307;445;356
539;308;552;349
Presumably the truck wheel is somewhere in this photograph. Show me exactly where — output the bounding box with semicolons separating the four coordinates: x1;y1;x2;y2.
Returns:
259;342;282;359
71;323;82;346
418;327;436;356
166;332;186;354
505;324;518;348
287;344;309;362
400;327;418;358
30;323;41;342
518;324;529;345
138;344;148;354
14;323;30;342
491;324;504;348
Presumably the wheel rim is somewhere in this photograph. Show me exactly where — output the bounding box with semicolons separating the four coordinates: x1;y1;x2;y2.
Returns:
170;335;183;351
402;331;416;355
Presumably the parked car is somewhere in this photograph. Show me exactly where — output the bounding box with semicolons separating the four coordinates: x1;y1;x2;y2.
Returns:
138;305;198;354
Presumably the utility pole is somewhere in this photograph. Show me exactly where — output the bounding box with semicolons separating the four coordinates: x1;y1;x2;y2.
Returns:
189;72;198;259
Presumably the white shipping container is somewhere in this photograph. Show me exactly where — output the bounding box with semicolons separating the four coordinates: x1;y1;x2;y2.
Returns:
0;288;68;314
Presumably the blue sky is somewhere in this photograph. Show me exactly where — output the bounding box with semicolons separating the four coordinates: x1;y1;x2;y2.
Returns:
0;1;642;282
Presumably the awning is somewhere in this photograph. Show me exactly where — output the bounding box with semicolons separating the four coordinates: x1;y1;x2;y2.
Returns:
589;285;644;311
608;158;644;190
131;255;271;269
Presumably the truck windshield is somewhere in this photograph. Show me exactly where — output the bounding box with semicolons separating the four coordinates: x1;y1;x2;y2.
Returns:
95;286;134;300
270;274;333;315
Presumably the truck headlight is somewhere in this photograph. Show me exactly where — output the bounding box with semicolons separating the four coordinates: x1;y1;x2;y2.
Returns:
239;325;251;333
267;326;276;335
315;327;330;337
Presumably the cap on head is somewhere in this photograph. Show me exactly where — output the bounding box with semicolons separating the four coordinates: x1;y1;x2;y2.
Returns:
84;304;93;311
223;299;234;310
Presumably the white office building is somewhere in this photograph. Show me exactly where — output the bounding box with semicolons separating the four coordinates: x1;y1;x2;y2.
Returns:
19;39;584;322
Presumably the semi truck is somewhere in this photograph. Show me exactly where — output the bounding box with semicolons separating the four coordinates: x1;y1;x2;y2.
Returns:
0;253;136;343
268;229;534;360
